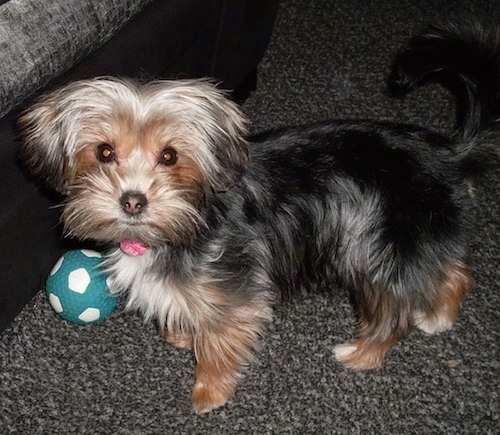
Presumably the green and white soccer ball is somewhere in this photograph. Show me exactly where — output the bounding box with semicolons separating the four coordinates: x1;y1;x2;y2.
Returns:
46;249;119;325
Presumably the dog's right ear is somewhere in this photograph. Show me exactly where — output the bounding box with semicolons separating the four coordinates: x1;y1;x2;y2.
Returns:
18;92;73;194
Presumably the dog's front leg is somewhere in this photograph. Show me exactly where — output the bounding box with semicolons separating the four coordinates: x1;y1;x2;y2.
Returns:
190;307;267;413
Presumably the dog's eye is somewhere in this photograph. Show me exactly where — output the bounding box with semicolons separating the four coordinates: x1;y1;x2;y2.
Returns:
158;147;178;166
96;143;115;163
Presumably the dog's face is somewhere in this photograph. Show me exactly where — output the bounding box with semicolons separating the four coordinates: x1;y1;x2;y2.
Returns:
19;78;249;246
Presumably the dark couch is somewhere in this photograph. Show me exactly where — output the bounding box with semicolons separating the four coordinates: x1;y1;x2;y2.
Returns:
0;0;278;331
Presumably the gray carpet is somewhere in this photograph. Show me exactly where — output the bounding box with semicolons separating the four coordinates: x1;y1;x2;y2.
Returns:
1;1;499;433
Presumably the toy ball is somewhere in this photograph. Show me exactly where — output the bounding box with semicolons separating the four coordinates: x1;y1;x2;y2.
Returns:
46;249;119;325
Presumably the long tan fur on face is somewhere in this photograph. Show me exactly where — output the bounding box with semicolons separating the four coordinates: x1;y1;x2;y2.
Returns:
38;78;247;246
19;77;248;194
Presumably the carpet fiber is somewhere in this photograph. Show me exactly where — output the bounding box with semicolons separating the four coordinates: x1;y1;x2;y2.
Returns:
1;1;499;433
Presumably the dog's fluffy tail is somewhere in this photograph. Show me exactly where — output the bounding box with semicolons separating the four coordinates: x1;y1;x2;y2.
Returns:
389;21;500;177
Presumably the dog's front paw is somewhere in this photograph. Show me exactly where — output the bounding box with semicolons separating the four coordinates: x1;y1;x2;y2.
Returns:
191;374;236;413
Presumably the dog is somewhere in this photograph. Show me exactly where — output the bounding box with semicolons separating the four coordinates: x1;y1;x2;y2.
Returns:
19;22;499;413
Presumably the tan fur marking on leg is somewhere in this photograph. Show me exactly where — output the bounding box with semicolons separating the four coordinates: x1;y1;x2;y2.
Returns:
336;277;412;371
191;307;268;413
334;334;397;370
158;276;273;413
415;261;473;334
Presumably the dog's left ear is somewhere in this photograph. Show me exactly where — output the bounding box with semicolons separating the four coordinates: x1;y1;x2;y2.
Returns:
206;96;250;192
160;80;250;192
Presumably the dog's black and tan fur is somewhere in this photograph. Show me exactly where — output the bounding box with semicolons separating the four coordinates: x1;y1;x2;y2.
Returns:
19;22;499;412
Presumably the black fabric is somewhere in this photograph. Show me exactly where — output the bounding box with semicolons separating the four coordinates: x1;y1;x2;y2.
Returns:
173;1;280;90
0;112;64;332
50;0;201;87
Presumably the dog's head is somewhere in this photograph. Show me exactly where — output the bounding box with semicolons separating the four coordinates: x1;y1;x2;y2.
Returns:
19;78;249;246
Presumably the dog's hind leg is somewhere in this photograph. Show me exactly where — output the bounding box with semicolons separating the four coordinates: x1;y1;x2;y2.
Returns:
334;279;412;370
334;260;473;370
413;260;472;335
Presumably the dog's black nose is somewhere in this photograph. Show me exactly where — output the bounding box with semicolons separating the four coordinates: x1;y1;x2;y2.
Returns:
120;191;148;215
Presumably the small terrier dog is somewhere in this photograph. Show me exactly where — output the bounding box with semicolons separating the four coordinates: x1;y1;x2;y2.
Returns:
20;22;499;412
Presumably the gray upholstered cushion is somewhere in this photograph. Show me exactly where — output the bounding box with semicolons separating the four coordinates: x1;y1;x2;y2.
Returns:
0;0;153;117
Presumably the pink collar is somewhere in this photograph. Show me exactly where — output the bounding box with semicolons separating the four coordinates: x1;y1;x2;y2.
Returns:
119;240;150;256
